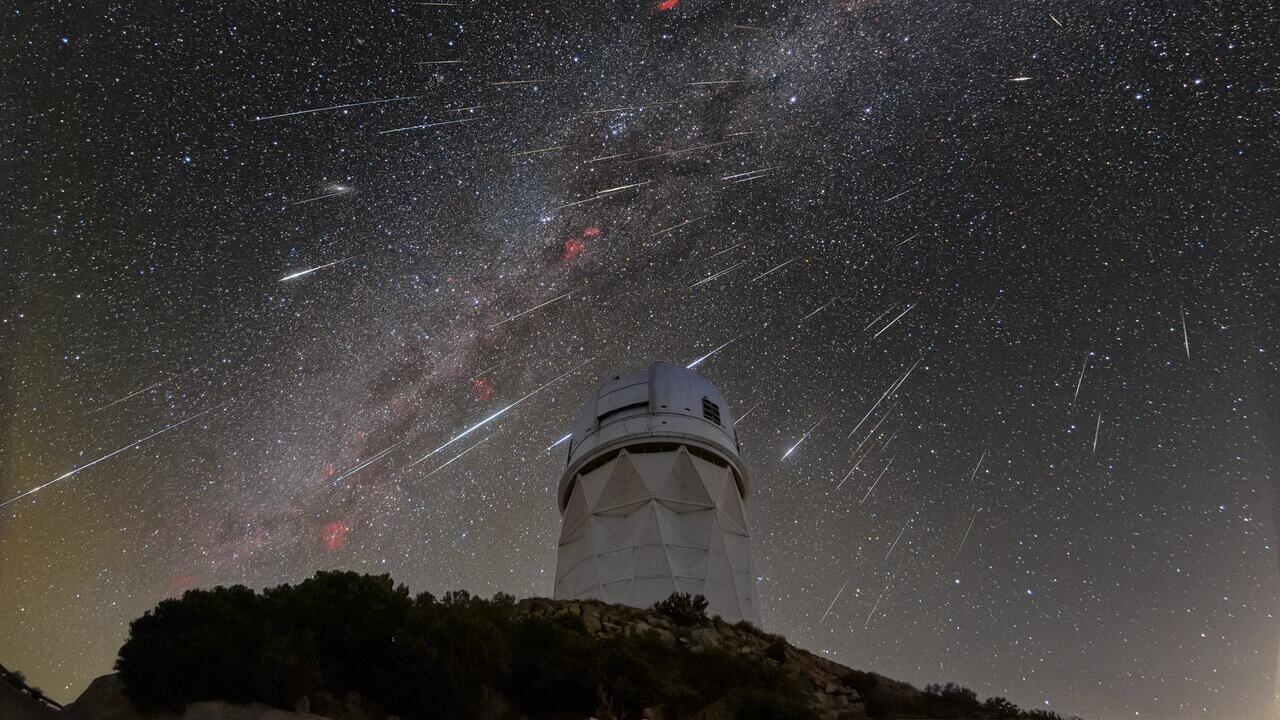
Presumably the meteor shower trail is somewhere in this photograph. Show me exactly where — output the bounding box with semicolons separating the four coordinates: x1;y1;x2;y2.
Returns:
252;95;421;120
2;408;216;509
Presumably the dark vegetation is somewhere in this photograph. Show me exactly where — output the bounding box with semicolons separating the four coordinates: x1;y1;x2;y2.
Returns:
843;672;1076;720
651;591;709;626
116;571;1076;720
117;572;810;720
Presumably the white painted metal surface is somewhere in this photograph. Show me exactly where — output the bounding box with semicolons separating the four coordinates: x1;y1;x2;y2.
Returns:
554;363;760;625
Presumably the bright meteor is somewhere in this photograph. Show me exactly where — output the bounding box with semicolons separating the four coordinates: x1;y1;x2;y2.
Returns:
279;253;365;282
2;407;216;509
415;361;589;462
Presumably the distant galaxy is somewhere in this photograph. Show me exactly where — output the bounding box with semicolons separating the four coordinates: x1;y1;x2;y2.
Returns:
3;2;1277;718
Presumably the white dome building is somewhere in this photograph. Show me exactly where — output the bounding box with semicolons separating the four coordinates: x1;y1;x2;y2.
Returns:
553;362;760;624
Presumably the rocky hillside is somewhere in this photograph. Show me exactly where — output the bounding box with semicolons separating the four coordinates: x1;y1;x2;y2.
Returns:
49;599;862;720
520;597;864;719
4;572;1078;720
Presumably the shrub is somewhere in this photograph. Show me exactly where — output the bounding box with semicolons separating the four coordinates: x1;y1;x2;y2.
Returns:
114;572;1057;720
505;616;599;719
765;635;788;663
652;592;709;626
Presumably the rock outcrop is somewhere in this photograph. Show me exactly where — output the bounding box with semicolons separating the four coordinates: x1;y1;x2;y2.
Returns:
518;597;865;720
0;664;59;720
1;676;59;720
59;674;334;720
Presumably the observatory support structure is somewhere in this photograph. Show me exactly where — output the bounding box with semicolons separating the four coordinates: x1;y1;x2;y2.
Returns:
554;362;759;625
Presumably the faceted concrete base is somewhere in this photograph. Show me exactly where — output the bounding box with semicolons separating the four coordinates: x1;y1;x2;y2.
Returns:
554;444;759;624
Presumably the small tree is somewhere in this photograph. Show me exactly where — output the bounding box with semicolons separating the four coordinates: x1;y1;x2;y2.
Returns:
652;592;709;626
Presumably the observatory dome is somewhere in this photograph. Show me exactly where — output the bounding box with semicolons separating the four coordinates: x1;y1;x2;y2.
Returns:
553;362;759;624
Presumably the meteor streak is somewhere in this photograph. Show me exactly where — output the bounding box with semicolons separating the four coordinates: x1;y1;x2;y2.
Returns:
836;450;872;491
705;241;744;259
850;402;896;457
1093;413;1102;454
331;440;404;485
2;407;215;509
782;415;827;460
686;337;737;369
555;181;651;210
884;520;910;561
956;509;980;555
966;448;987;483
846;363;918;440
253;95;421;121
422;434;494;477
735;399;764;426
279;253;365;282
883;187;913;202
585;99;682;114
1073;354;1089;403
594;180;650;195
1181;308;1191;360
820;578;850;624
750;256;799;282
588;153;631;163
1009;76;1033;82
649;215;706;238
862;307;892;331
490;290;575;328
873;303;916;338
415;361;589;462
802;298;836;321
720;167;775;181
690;260;748;288
511;145;567;157
291;186;353;205
864;572;897;628
89;380;165;414
545;432;572;452
378;117;478;134
859;456;894;504
625;139;740;163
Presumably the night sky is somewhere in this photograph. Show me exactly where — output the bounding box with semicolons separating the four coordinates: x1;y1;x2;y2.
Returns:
3;2;1278;718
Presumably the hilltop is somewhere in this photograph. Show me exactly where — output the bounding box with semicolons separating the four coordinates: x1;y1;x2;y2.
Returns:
5;572;1079;720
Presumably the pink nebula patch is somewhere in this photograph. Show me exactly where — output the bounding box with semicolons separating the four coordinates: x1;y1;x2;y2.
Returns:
471;376;496;401
321;520;349;551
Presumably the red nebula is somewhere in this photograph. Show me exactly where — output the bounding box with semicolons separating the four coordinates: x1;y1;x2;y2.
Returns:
582;226;601;238
563;238;585;261
471;376;495;401
321;520;349;551
655;0;679;12
169;574;198;597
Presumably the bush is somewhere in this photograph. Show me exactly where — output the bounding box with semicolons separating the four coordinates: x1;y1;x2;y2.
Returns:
651;592;709;626
115;573;1060;720
505;616;599;719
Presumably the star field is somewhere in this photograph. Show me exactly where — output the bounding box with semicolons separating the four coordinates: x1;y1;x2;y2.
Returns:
3;2;1278;718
